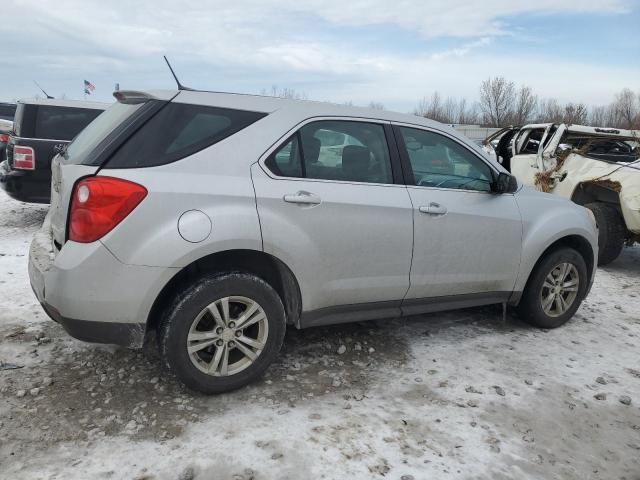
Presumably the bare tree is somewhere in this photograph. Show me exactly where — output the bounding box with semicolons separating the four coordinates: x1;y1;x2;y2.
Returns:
511;85;538;125
614;88;639;129
415;93;478;124
368;101;385;110
536;98;564;123
562;103;588;125
479;77;516;127
536;99;589;124
442;97;458;124
456;98;479;125
261;85;308;100
415;92;447;123
589;105;607;127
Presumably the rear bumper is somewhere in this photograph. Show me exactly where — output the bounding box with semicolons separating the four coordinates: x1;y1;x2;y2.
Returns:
29;220;177;348
0;160;51;203
39;301;145;347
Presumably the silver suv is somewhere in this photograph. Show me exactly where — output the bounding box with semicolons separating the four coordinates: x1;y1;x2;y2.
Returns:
29;89;598;394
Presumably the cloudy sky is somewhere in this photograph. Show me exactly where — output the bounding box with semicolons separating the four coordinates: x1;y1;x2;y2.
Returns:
1;0;638;111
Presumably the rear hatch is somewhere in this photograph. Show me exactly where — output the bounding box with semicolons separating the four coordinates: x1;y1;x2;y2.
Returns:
49;92;173;249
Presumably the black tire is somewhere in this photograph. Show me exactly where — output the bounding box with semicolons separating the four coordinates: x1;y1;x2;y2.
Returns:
585;202;626;266
158;273;286;394
517;248;588;329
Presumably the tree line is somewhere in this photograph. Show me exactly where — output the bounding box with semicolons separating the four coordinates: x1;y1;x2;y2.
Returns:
263;80;640;129
414;77;640;129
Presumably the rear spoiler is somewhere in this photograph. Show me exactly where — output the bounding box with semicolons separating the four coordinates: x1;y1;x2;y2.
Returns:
113;90;158;105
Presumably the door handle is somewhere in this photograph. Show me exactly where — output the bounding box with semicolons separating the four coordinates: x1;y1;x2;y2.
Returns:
283;191;321;205
419;202;447;216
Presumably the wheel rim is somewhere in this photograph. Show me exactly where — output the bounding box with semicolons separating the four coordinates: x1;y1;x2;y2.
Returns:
540;262;580;317
187;296;269;376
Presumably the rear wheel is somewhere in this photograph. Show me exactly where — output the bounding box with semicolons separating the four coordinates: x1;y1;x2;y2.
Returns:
517;248;588;329
585;202;626;266
158;273;286;394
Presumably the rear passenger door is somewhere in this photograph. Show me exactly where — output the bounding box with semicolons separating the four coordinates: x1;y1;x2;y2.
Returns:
252;119;413;321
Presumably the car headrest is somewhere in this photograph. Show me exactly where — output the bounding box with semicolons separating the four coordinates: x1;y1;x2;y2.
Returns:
342;145;370;180
304;137;321;163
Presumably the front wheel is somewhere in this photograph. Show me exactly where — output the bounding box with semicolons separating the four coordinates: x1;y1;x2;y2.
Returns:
158;273;286;394
517;248;588;329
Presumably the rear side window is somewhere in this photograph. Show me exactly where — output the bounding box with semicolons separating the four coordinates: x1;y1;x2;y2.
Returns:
64;102;146;165
265;120;394;184
264;135;303;178
105;103;266;168
12;104;31;137
35;106;103;140
0;104;16;121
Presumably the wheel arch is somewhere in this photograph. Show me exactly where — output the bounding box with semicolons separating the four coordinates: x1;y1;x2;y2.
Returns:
513;234;595;306
146;249;303;336
571;181;622;208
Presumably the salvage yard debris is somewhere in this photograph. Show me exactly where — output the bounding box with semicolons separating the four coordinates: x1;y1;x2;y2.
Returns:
485;123;640;265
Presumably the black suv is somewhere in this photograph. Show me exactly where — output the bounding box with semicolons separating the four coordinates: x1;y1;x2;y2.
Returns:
1;99;106;203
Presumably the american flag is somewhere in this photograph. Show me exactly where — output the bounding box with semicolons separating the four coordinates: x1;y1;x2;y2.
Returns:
84;80;95;95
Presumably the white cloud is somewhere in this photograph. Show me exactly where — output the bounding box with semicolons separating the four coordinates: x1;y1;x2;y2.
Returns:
0;0;636;108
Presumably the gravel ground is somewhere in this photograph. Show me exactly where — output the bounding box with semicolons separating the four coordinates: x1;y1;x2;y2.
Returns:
0;189;639;480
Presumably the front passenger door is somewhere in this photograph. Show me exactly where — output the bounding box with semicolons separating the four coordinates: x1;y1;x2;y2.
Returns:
394;125;522;309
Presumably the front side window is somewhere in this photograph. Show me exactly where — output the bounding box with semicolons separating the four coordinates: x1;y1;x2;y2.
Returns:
265;120;393;184
399;127;493;192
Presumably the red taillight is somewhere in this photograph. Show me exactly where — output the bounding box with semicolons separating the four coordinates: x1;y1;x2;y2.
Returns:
0;134;8;144
69;176;147;243
14;145;35;170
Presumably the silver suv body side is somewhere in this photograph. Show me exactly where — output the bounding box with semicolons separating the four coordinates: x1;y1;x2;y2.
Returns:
29;90;598;348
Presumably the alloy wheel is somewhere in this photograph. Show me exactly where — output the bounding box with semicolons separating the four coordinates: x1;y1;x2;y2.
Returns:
540;262;580;317
186;296;269;376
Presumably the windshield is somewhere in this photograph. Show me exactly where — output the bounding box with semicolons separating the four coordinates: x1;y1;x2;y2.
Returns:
63;102;143;164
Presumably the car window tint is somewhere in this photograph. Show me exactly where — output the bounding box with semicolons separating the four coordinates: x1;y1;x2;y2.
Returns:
302;121;393;183
264;121;394;184
105;103;266;169
64;102;144;165
265;135;303;178
35;106;103;140
400;127;492;192
0;104;16;121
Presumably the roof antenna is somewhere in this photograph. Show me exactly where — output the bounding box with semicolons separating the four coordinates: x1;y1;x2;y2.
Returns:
163;56;194;91
33;80;54;99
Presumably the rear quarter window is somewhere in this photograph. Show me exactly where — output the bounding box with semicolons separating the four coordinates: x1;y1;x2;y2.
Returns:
35;106;103;140
0;104;16;121
104;103;266;169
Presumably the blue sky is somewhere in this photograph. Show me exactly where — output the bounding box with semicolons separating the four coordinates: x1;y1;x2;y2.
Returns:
1;0;638;112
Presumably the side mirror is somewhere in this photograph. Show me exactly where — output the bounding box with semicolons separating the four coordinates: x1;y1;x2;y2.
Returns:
492;172;518;194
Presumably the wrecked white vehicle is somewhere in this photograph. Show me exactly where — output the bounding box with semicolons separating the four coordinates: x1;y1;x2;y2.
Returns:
485;124;639;265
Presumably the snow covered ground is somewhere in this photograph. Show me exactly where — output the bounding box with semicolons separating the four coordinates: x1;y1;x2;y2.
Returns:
1;188;639;480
